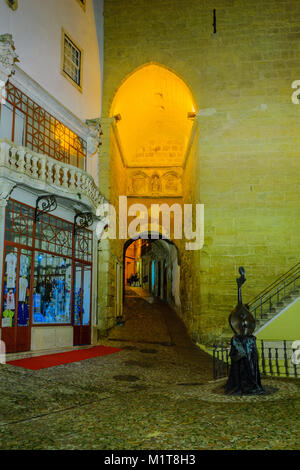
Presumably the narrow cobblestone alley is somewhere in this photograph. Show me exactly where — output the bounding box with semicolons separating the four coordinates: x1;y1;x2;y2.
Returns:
0;289;299;450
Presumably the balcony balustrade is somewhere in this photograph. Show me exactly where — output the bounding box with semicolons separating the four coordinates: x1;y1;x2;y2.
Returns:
0;141;104;210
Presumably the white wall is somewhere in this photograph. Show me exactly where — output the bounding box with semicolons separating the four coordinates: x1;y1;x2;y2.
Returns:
93;0;104;115
0;0;103;121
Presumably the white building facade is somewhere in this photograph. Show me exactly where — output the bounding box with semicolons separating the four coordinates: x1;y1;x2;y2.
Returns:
0;0;105;353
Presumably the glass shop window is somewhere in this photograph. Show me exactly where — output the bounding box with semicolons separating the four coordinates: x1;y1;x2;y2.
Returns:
73;263;91;326
5;200;34;246
35;213;73;258
2;246;18;327
18;249;32;326
2;247;32;328
32;252;72;324
75;228;93;263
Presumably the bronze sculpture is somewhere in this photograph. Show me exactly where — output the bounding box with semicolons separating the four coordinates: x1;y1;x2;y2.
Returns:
225;267;265;395
229;267;256;337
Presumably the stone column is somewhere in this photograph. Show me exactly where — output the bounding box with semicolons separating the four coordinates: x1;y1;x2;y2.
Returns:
99;116;114;201
94;117;114;338
85;118;103;186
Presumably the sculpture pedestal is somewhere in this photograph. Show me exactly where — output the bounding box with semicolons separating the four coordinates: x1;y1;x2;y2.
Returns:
225;335;265;395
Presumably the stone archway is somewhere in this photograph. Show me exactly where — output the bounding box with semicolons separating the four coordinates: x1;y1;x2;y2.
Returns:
98;62;199;339
122;233;180;311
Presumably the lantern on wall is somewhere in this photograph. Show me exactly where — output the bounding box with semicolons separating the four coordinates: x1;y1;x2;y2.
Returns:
5;0;18;11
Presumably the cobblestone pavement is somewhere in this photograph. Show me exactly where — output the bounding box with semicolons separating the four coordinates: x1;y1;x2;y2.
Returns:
0;288;299;450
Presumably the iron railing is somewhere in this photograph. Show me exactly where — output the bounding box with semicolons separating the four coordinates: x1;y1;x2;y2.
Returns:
212;340;300;380
0;82;87;169
248;263;300;321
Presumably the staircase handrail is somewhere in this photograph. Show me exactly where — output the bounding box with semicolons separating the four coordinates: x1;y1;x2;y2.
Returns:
248;262;300;307
249;271;300;315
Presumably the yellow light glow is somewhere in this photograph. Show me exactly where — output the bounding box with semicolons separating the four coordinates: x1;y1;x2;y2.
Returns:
54;122;82;153
111;64;197;167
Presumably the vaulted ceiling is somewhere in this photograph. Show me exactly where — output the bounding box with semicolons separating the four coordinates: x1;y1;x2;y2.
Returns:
110;64;197;168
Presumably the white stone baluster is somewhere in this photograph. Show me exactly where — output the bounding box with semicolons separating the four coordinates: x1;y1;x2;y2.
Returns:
47;160;54;184
25;152;32;175
82;174;88;198
88;180;94;199
39;156;47;181
17;149;26;174
87;177;93;197
76;171;82;193
62;166;69;189
9;147;18;170
69;168;76;191
0;143;106;211
31;155;39;178
82;175;89;197
54;164;61;186
90;183;95;201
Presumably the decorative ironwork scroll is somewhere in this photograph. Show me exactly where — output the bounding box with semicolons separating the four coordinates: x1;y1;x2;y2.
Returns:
35;195;57;222
74;212;94;234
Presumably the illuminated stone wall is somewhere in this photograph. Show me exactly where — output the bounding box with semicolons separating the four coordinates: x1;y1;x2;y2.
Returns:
100;0;300;343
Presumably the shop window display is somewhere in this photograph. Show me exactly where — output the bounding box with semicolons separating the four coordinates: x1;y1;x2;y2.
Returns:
18;250;31;326
74;263;91;326
2;199;92;338
82;265;91;325
33;253;72;324
2;247;31;327
2;247;18;327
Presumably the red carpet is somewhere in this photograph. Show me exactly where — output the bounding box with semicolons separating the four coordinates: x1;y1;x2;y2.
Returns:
7;345;122;370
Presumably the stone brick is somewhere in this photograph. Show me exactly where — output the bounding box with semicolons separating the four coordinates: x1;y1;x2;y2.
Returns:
99;0;300;344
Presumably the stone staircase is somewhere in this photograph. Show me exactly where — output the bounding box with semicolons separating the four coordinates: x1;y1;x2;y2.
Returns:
254;287;300;332
248;263;300;333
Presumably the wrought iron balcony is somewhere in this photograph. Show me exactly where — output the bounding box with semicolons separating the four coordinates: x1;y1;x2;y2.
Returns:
0;82;87;170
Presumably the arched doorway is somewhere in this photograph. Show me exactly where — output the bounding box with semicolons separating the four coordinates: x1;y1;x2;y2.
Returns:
105;62;197;331
122;234;180;310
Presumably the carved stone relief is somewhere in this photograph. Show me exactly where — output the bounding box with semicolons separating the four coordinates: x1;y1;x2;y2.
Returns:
127;169;182;197
0;34;18;85
150;174;161;194
162;172;180;193
0;179;16;207
86;118;103;156
130;171;149;195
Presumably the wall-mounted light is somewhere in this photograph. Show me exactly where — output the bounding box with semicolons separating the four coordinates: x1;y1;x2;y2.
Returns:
187;112;197;119
5;0;18;11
